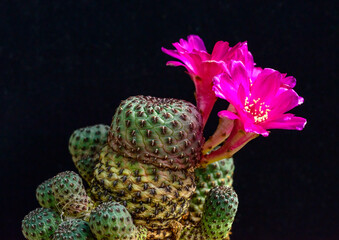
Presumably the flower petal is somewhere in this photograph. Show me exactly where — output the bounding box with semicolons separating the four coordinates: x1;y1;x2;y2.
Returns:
211;41;230;61
251;69;280;102
213;73;239;103
281;76;296;88
188;35;207;51
229;60;250;91
218;110;239;119
166;61;185;67
243;121;269;136
263;114;307;130
270;89;304;117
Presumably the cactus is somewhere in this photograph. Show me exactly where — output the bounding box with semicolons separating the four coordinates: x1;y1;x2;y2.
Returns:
21;35;307;240
69;124;109;184
189;158;234;223
36;177;57;210
52;219;95;240
201;186;238;238
179;186;237;240
52;171;94;219
108;95;204;170
90;145;195;229
89;201;147;240
21;208;61;240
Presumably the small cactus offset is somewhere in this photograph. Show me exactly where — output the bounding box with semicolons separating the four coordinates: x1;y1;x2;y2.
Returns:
21;208;61;240
52;171;94;219
23;35;306;239
189;157;235;223
69;124;110;184
89;201;147;240
36;177;57;210
179;186;237;240
52;219;95;240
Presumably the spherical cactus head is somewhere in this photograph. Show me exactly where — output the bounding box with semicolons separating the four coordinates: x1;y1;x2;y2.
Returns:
69;124;109;159
52;171;93;218
108;95;204;169
89;201;139;240
21;208;61;240
201;186;238;239
52;219;95;240
189;157;234;223
36;177;57;209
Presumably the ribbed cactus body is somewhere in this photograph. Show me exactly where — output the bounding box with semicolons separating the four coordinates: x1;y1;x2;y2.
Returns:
108;96;203;170
36;177;57;209
90;146;195;229
21;208;61;240
69;124;109;183
189;158;234;223
89;202;147;240
52;219;95;240
52;171;94;219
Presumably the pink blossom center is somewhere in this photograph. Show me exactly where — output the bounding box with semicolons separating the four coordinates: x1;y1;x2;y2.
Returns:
244;96;271;123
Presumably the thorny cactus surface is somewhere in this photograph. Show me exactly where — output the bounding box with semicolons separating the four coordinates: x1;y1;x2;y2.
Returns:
22;35;306;240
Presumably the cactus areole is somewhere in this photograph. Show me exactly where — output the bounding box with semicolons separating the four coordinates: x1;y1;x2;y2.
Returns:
22;35;306;240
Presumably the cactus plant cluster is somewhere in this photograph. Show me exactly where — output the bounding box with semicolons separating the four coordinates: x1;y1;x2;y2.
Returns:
22;102;237;239
22;35;306;239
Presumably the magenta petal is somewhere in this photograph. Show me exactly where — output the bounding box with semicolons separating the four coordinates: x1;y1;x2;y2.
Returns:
218;110;239;120
252;67;263;79
229;61;250;91
251;69;280;102
188;35;207;51
213;73;239;102
270;89;304;117
166;61;185;67
263;115;307;130
199;60;226;79
281;76;296;88
161;47;181;59
243;121;269;136
211;41;230;61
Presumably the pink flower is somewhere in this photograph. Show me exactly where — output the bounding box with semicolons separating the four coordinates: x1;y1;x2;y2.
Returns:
213;61;307;137
162;35;253;126
201;61;306;166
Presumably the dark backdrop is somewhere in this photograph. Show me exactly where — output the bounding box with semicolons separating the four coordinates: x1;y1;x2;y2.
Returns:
1;1;337;239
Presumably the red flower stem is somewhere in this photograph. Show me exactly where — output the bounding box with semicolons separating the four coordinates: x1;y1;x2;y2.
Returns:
202;104;237;154
202;117;234;154
193;76;217;128
200;129;258;167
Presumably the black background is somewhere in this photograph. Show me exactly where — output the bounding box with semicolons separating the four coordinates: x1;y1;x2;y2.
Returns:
1;1;337;239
